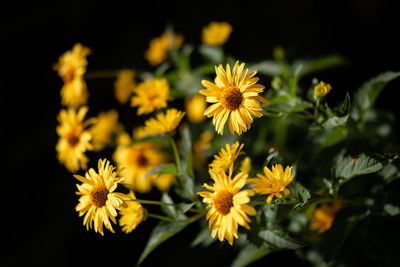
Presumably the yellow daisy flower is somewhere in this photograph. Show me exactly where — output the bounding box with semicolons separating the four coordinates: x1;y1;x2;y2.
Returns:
202;22;233;46
145;32;184;66
114;69;136;104
314;81;332;99
56;106;93;172
248;164;294;205
113;142;175;193
119;191;144;233
90;109;119;151
131;78;170;115
197;168;256;245
209;142;244;174
74;158;128;235
54;43;91;107
144;108;185;135
311;202;343;233
185;94;206;123
200;61;269;135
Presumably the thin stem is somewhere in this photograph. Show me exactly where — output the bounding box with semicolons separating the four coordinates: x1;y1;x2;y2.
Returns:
146;213;177;222
169;136;182;176
249;201;268;206
127;198;180;206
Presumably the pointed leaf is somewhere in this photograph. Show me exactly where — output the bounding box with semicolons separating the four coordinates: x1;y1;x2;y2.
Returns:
334;153;383;183
138;218;195;265
144;163;177;178
231;244;271;267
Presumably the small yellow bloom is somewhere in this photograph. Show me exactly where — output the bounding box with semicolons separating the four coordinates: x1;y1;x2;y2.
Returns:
197;168;256;245
202;22;232;46
314;81;332;99
119;191;144;233
248;164;294;205
200;61;269;135
56;106;93;172
239;156;252;174
90;109;119;151
273;45;285;61
114;69;136;104
145;32;184;66
113;142;175;193
144;108;185;135
131;78;170;115
311;202;343;233
74;158;128;235
54;43;91;107
185;94;206;123
209;142;244;174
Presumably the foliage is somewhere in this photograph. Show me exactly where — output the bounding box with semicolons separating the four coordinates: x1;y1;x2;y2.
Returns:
55;24;400;266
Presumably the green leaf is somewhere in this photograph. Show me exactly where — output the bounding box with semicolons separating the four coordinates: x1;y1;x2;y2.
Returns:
289;101;313;113
161;193;195;219
199;44;224;63
334;153;383;183
384;203;400;216
257;225;303;250
355;71;400;111
231;244;271;267
191;226;215;247
250;60;285;76
312;93;351;130
292;54;346;77
323;126;348;148
288;64;302;96
137;219;194;265
144;163;177;178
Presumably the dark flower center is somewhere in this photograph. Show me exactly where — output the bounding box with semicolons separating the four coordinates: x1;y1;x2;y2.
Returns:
213;190;233;215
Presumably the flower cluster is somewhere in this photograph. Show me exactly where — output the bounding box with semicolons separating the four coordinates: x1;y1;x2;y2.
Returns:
55;21;400;266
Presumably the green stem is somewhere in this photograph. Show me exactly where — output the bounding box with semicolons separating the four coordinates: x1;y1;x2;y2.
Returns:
127;198;180;207
128;198;202;212
169;136;182;176
146;212;178;222
314;99;320;118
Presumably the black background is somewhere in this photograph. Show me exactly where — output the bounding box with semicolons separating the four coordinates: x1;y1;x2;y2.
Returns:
2;0;399;266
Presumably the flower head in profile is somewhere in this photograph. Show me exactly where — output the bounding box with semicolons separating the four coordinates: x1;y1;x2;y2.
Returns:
144;108;185;135
74;159;128;235
145;32;184;66
209;142;244;174
90;109;119;151
119;191;144;233
311;202;343;233
197;168;256;245
202;22;232;46
200;61;269;135
113;142;175;193
54;43;91;107
114;69;136;104
314;81;332;99
131;78;170;115
185;94;206;123
56;106;93;172
248;164;294;204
